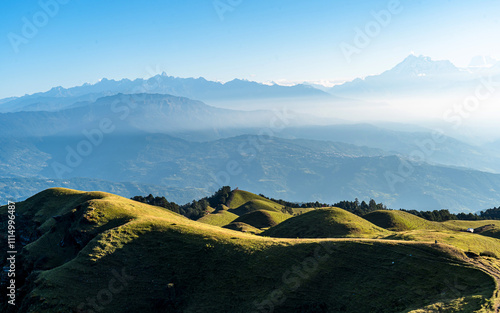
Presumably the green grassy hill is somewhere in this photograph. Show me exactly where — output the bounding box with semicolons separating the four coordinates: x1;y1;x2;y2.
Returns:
0;188;498;313
232;210;291;229
475;225;500;241
228;190;282;210
443;220;500;232
229;199;283;216
262;208;391;239
387;228;500;258
364;210;446;231
222;222;262;234
197;190;290;229
197;210;239;227
290;207;316;215
439;220;500;242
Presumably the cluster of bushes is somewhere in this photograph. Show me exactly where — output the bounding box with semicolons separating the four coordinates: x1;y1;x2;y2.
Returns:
333;199;387;216
479;207;500;220
131;194;180;214
179;186;234;220
132;186;233;220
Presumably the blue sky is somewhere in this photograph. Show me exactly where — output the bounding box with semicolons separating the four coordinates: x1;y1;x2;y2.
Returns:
1;0;499;98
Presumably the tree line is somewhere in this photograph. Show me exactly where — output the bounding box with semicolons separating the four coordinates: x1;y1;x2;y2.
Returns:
131;186;232;220
258;194;387;216
132;186;500;222
400;207;500;222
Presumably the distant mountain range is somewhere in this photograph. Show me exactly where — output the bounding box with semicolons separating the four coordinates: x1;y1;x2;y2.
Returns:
0;93;336;139
3;54;500;113
2;56;500;213
328;54;500;100
279;124;500;173
3;125;500;211
0;74;330;113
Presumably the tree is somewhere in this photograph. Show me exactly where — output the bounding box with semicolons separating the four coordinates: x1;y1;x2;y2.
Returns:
369;199;377;211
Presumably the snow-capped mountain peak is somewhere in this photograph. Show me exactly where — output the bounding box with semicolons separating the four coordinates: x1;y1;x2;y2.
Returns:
386;54;459;77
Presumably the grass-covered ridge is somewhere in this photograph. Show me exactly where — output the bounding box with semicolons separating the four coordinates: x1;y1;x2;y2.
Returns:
197;209;239;227
442;220;500;240
0;188;498;313
364;210;446;231
197;189;291;230
228;190;283;210
222;222;262;234
232;210;291;229
229;199;283;216
262;208;391;239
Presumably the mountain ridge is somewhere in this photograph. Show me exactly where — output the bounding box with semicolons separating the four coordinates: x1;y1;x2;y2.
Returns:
0;74;330;113
328;54;500;100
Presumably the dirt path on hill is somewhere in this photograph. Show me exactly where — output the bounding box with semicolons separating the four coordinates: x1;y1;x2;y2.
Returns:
274;237;500;312
461;256;500;313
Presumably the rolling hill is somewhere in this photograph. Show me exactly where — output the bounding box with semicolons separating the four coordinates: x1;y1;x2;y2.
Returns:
442;220;500;241
227;190;283;210
229;199;283;216
0;188;498;312
262;208;390;239
363;210;446;231
222;222;262;234
231;210;291;229
197;209;239;227
198;190;291;230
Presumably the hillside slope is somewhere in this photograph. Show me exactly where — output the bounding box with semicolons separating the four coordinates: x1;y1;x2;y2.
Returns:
197;190;288;229
228;190;283;210
0;189;497;313
364;210;446;231
222;222;262;234
232;210;291;229
262;208;391;239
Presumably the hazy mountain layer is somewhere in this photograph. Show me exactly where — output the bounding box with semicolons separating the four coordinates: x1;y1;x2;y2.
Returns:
0;74;329;113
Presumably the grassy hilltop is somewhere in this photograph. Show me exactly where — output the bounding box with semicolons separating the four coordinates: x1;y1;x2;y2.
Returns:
262;208;390;239
197;189;292;230
0;188;499;312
